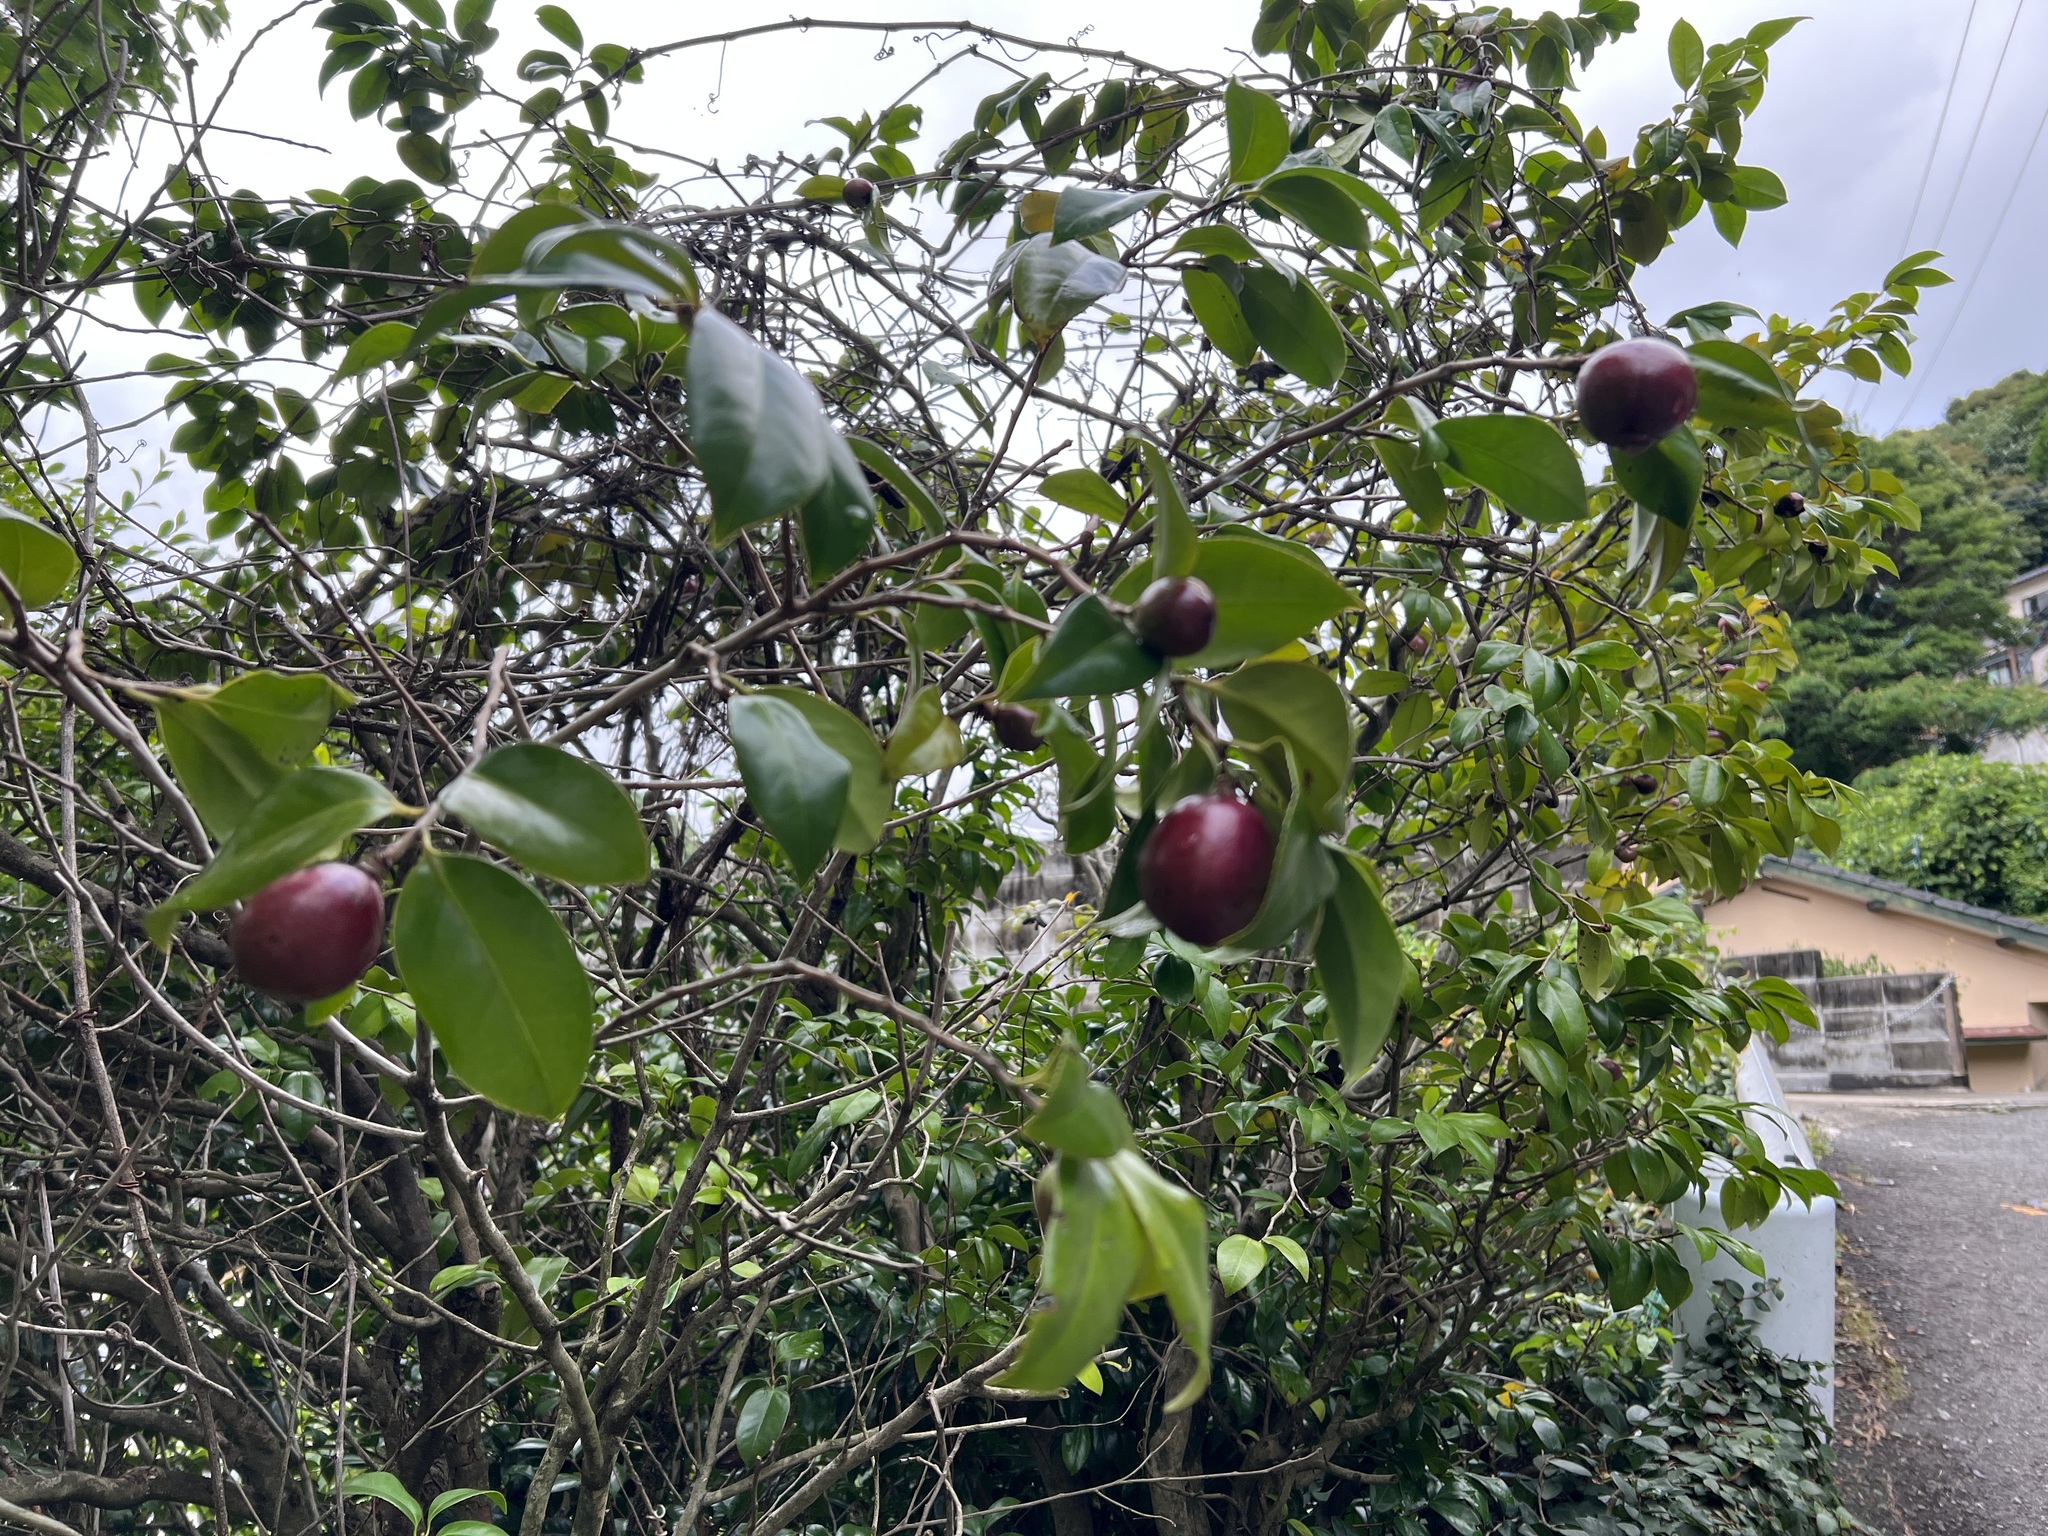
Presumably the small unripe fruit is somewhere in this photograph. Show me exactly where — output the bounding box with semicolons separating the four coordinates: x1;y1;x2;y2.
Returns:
987;702;1044;752
1137;792;1275;947
1132;576;1217;658
1629;772;1659;794
1599;1058;1625;1082
1614;838;1639;863
1576;337;1698;452
842;177;875;210
1774;491;1806;518
231;862;384;1004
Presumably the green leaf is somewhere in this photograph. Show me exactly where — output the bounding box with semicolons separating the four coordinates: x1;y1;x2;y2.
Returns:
1668;18;1704;88
156;695;287;838
1237;265;1348;387
1687;339;1795;431
1142;442;1197;580
1228;786;1337;951
146;768;398;944
471;204;592;275
442;742;650;886
1006;595;1160;701
1052;187;1162;244
427;1489;507;1526
1186;530;1357;667
1435;415;1588;526
1225;80;1290;183
335;321;415;380
1181;268;1259;367
846;436;942;531
0;511;78;608
1611;423;1704;527
729;693;851;879
1172;224;1262;265
205;671;353;766
393;852;595;1120
344;1474;422;1534
797;429;878;578
1023;1050;1136;1158
1570;640;1644;670
1315;851;1403;1080
1518;1036;1570;1098
735;1386;789;1464
1256;168;1370;248
1370;434;1447;522
756;687;888;852
347;59;390;120
1011;235;1126;345
996;1158;1143;1393
396;133;455;185
1105;1153;1209;1408
1629;504;1693;594
1727;166;1787;210
1212;660;1352;812
534;4;582;50
1216;1234;1267;1294
1040;467;1126;519
883;686;965;778
688;307;833;542
1264;1232;1310;1279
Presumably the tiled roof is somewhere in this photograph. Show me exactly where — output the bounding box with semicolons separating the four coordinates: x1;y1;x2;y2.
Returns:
1758;853;2048;956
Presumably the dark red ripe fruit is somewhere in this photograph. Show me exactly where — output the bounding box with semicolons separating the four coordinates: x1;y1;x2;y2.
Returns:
1629;772;1659;794
1576;337;1698;452
1774;491;1806;518
842;178;875;210
1137;793;1275;947
231;862;385;1004
988;702;1044;752
1132;576;1217;658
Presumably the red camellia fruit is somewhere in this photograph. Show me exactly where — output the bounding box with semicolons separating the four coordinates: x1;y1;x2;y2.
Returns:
842;177;876;210
987;702;1044;752
1136;792;1276;947
231;862;386;1004
1132;576;1217;658
1575;337;1698;452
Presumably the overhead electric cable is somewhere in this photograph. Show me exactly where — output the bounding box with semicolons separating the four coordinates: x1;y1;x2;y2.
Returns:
1930;0;2029;248
1885;89;2048;433
1899;0;1982;255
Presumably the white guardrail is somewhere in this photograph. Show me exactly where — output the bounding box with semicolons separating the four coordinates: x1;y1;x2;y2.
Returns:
1669;1041;1837;1424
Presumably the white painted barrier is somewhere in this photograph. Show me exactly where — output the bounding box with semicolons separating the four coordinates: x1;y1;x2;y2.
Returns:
1670;1041;1836;1423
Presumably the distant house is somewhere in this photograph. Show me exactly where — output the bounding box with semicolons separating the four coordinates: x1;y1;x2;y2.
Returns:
1979;562;2048;764
1702;853;2048;1092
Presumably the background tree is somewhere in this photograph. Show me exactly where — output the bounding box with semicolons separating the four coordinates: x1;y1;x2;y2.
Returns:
0;4;1902;1536
1832;755;2048;917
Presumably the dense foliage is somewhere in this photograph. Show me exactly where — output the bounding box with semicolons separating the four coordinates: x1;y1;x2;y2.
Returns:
0;3;1905;1535
1834;754;2048;917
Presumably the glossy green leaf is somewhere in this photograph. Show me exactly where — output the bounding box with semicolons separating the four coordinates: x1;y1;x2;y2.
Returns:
205;671;353;766
1237;265;1348;387
442;742;650;885
882;686;965;778
344;1474;422;1533
0;511;78;609
147;768;397;944
1436;415;1589;526
797;429;878;578
428;1489;507;1526
394;853;594;1120
1370;434;1447;522
1264;1232;1310;1279
1172;224;1262;265
1012;235;1126;345
1052;187;1162;244
689;307;833;543
156;696;287;838
1216;1234;1267;1294
1611;423;1704;527
1186;530;1357;667
1256;169;1369;248
1315;851;1403;1080
847;436;942;530
1005;595;1160;701
1687;339;1796;431
1142;441;1197;580
1228;786;1337;951
1212;661;1352;811
1023;1050;1136;1158
729;694;851;879
735;1386;789;1464
335;322;415;380
471;203;593;276
1044;710;1117;854
1181;268;1258;367
534;3;581;49
1225;80;1289;183
1668;18;1704;87
1040;467;1126;519
757;687;888;852
996;1157;1142;1393
1629;504;1693;594
1105;1149;1211;1409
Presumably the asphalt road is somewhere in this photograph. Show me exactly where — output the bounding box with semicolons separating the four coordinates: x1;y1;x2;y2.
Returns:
1795;1094;2048;1535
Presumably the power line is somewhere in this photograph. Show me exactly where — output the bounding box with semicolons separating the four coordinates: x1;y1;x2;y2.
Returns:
1900;0;1982;256
1930;0;2029;249
1885;89;2048;433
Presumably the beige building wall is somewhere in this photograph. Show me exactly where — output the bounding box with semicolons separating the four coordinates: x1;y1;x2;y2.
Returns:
1704;874;2048;1090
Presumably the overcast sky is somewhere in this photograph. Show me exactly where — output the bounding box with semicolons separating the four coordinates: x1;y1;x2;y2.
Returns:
152;0;2048;439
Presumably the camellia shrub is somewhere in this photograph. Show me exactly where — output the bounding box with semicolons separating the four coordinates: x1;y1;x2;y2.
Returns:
0;2;1927;1534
